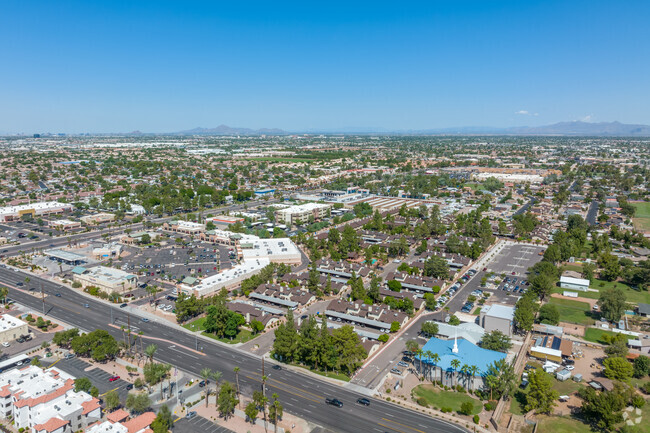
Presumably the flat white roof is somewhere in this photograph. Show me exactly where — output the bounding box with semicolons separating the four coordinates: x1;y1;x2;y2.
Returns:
560;276;590;286
482;304;515;320
0;201;71;216
0;314;27;332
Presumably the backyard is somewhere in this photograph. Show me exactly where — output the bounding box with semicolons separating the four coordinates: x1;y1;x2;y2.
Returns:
412;385;482;414
552;279;650;305
549;297;595;325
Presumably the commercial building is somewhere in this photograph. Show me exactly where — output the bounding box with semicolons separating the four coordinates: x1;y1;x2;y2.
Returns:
180;258;270;298
80;213;115;225
163;220;205;234
0;201;74;222
480;304;515;336
559;276;590;291
72;266;137;292
0;365;101;433
241;238;302;265
275;203;331;225
254;188;276;197
206;215;245;227
48;219;81;230
86;409;156;433
92;243;122;259
44;249;87;265
0;315;29;343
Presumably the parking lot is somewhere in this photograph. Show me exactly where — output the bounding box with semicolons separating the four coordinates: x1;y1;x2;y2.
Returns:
173;415;235;433
487;243;545;276
44;357;133;400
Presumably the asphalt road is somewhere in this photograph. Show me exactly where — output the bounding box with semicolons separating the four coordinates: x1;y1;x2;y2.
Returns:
0;267;467;433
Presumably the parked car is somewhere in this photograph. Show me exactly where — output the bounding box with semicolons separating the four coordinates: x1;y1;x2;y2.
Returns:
109;375;120;382
1;342;9;347
185;411;197;420
65;353;75;359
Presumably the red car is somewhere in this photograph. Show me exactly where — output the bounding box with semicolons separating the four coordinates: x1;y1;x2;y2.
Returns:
109;375;120;382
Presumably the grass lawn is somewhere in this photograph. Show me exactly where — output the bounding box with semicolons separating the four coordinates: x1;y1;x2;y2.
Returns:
554;379;583;395
563;263;584;273
293;364;350;382
412;385;482;414
472;307;482;316
536;415;594;433
548;298;595;325
583;327;619;344
182;317;257;344
632;202;650;231
553;278;650;305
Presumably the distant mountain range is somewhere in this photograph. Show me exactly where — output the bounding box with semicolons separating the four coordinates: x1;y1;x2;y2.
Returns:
172;121;650;136
176;125;288;135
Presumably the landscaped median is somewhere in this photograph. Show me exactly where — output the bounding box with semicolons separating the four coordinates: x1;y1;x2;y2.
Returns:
182;316;257;344
412;384;483;415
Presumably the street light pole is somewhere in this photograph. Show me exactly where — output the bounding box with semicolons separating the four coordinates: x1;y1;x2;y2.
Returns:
40;283;45;315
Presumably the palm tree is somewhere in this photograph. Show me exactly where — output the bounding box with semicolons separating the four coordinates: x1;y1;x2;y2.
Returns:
200;368;212;407
262;374;268;431
269;393;282;433
460;364;470;389
144;344;157;364
0;287;8;305
212;370;223;406
468;365;479;391
429;352;441;386
450;358;461;388
234;367;241;406
425;350;434;381
415;348;424;376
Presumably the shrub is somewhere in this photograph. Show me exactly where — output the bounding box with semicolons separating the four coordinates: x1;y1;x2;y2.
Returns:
441;407;453;413
643;382;650;394
459;401;474;415
456;385;465;392
632;395;646;408
484;402;494;411
416;397;428;407
473;415;480;424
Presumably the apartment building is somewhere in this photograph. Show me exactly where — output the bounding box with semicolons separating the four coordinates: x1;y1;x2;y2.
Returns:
275;203;331;225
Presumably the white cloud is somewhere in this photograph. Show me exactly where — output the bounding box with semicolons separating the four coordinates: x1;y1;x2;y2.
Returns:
515;110;529;115
581;115;593;122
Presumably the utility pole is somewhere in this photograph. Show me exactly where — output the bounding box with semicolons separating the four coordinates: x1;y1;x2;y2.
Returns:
127;313;132;352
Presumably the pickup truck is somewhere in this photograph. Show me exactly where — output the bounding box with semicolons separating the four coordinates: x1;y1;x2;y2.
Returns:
325;398;343;408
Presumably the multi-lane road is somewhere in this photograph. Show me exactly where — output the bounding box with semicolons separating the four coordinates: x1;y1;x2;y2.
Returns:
0;266;467;433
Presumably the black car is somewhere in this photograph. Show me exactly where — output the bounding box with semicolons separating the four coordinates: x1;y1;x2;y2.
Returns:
55;293;61;297
126;383;134;390
120;303;128;308
356;398;370;406
272;364;282;370
326;398;343;408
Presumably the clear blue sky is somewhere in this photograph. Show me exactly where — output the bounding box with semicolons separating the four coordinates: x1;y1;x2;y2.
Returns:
2;0;649;133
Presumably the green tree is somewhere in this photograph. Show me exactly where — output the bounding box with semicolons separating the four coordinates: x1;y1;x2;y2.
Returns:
272;309;299;362
633;355;650;378
525;369;558;414
479;330;512;352
603;357;633;380
537;304;560;325
150;405;173;433
604;338;629;358
125;392;151;414
74;377;92;393
460;401;474;416
387;280;402;292
105;389;121;412
268;393;283;433
580;383;632;431
245;401;259;423
421;321;439;337
599;253;621;281
390;321;400;333
217;381;238;419
484;359;516;401
599;287;627;322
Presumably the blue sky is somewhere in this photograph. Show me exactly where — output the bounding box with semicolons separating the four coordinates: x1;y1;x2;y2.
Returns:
1;0;649;133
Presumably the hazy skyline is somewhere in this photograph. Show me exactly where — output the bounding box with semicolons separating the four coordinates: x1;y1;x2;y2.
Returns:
2;0;649;133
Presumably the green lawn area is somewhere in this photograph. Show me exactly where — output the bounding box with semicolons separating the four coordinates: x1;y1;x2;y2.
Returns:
463;182;485;191
182;317;257;344
537;415;594;433
472;307;482;316
583;327;619;344
632;202;650;231
412;385;482;414
563;263;584;273
553;278;650;305
293;364;350;382
548;298;595;325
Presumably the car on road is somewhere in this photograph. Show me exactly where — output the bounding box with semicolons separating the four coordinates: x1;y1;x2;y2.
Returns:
185;411;197;420
326;398;343;408
65;353;75;359
119;303;127;308
55;293;61;297
125;383;134;390
109;375;120;382
83;303;89;308
16;282;23;286
272;364;282;370
357;397;370;406
140;318;149;323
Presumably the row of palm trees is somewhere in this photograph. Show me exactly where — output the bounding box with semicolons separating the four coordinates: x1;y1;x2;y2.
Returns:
414;348;479;390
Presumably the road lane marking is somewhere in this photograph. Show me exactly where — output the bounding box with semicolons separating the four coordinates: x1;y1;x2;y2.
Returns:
243;374;321;404
381;418;426;433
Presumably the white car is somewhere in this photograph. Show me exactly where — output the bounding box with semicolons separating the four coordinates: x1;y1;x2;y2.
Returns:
1;342;9;347
565;365;575;371
157;304;166;310
164;305;172;311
